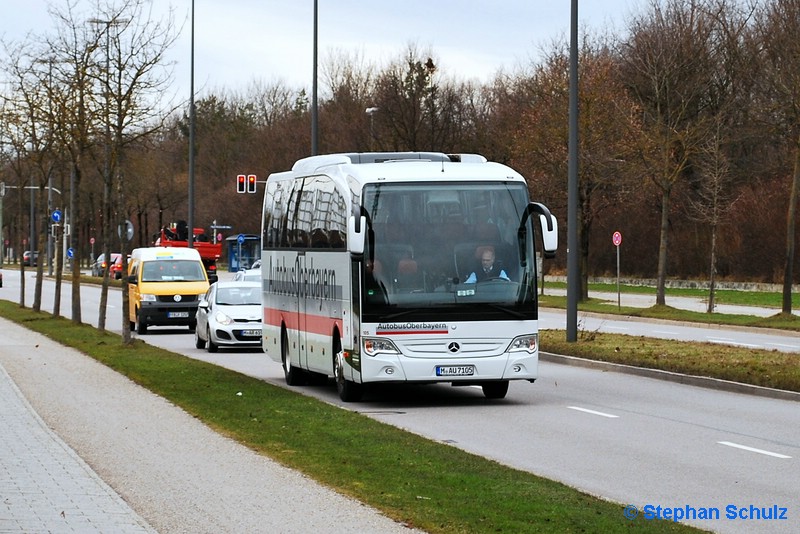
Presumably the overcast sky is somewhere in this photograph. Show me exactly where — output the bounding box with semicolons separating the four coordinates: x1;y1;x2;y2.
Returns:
3;0;640;98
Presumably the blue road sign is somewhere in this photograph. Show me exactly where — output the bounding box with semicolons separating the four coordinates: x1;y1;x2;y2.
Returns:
52;209;62;223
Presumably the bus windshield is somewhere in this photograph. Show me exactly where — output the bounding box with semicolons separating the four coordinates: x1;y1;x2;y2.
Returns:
362;182;538;320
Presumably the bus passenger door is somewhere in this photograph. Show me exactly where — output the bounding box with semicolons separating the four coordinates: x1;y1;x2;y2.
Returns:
297;252;310;371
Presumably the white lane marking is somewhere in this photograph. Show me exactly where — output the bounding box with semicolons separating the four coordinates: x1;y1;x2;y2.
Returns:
717;441;791;459
567;406;619;418
653;330;679;335
606;326;629;331
707;338;761;349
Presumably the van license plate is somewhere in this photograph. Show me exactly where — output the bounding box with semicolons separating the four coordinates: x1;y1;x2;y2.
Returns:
168;311;189;318
436;365;475;377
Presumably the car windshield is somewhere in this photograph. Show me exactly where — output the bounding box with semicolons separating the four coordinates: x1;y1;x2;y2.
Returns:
141;260;206;282
216;287;260;305
361;182;539;321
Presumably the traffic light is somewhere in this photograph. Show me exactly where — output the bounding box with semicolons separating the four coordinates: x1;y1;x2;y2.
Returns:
236;174;246;193
247;174;257;193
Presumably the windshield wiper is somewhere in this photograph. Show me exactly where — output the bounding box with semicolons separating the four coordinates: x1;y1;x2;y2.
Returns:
381;308;423;321
483;303;527;320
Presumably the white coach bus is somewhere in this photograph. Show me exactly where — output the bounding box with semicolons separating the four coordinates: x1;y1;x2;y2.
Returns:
260;152;557;402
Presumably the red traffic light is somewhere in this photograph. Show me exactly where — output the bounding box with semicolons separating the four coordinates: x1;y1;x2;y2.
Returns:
236;174;246;193
247;174;257;193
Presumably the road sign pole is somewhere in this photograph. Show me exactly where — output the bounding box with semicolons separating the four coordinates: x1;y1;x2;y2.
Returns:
617;245;621;310
613;231;623;310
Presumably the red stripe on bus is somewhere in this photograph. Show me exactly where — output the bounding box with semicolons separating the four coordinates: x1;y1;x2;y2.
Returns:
264;307;341;336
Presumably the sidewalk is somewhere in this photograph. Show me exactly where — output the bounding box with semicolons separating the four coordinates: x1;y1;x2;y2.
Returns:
542;286;786;317
0;316;420;533
0;363;154;533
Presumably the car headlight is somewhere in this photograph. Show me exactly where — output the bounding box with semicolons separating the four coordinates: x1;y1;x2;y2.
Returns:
508;334;537;354
363;337;400;356
140;294;157;302
214;311;233;325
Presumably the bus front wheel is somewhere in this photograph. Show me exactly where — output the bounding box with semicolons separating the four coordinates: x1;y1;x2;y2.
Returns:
481;381;509;399
334;342;363;402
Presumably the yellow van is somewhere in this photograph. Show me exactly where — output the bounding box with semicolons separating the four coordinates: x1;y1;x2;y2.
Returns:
127;247;210;334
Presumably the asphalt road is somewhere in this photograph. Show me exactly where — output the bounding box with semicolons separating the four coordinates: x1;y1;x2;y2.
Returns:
2;269;799;533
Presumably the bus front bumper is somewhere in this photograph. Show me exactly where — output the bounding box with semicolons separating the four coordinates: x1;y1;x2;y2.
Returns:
357;351;538;384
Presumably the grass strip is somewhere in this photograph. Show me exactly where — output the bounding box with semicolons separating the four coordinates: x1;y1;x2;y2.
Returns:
539;330;800;392
543;281;800;310
539;294;800;332
0;300;694;533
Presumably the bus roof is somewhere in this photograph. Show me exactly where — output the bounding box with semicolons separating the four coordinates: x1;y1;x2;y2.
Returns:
273;152;524;185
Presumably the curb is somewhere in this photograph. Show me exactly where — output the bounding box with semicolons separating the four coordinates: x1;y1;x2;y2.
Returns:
540;352;800;403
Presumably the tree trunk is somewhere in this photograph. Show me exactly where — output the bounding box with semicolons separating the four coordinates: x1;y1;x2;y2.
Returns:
782;138;800;314
707;223;717;314
656;187;671;306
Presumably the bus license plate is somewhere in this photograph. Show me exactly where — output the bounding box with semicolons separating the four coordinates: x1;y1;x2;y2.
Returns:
242;329;261;337
436;365;475;377
168;311;189;318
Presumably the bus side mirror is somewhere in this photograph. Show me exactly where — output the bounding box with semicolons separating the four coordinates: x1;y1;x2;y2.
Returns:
539;214;558;259
348;215;366;254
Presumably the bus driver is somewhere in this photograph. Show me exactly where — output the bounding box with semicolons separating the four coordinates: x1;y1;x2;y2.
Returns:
465;247;509;283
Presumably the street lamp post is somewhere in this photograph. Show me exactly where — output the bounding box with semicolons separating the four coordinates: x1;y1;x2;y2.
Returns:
311;0;319;155
36;57;60;275
188;0;196;248
566;0;579;342
89;17;128;272
365;107;379;151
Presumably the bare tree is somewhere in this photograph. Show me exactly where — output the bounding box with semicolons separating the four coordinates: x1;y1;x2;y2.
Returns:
619;0;723;306
512;36;642;299
373;44;440;151
687;120;740;312
84;0;178;339
754;0;800;314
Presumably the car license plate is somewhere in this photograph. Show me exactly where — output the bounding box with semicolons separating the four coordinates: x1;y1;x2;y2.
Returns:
436;365;475;377
168;311;189;318
242;329;261;337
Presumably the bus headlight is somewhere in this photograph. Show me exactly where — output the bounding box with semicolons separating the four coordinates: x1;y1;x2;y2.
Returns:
508;334;537;354
363;337;400;357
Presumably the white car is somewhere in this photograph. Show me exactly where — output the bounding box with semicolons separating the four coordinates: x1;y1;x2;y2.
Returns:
232;267;261;282
194;281;262;352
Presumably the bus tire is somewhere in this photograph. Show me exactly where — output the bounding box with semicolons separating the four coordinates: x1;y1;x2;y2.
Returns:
334;340;363;402
481;381;509;399
281;329;305;386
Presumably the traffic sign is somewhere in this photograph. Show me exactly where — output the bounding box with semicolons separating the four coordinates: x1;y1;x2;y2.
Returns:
67;247;74;259
612;231;622;247
237;233;245;245
90;237;95;245
52;209;62;223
